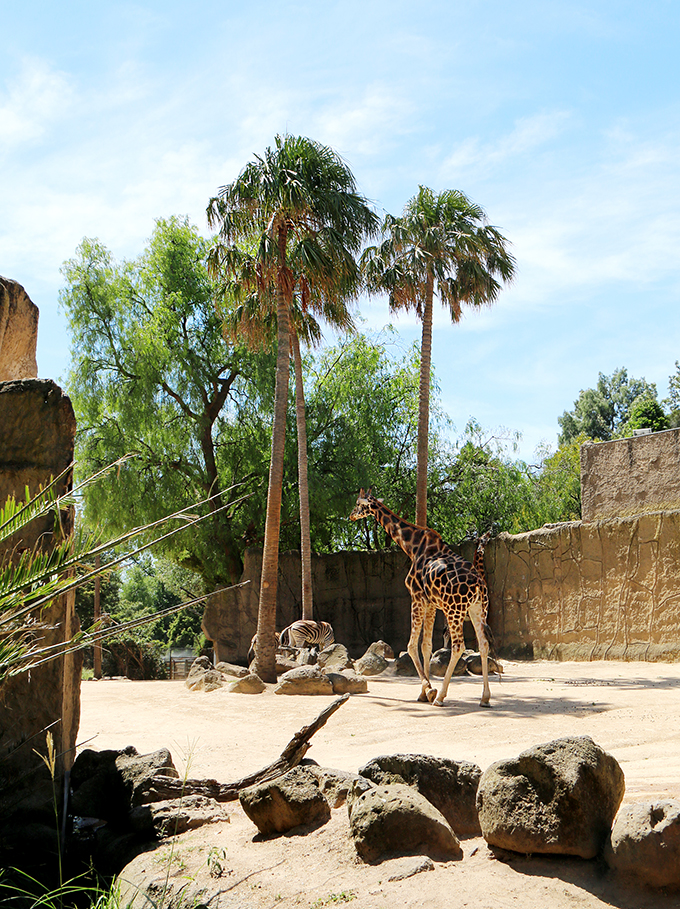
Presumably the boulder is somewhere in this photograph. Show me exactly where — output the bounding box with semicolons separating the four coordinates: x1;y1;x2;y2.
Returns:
239;766;331;835
214;661;249;678
392;651;418;676
605;799;680;889
359;753;482;836
347;782;462;864
128;794;229;837
71;746;179;822
226;673;266;694
464;652;504;676
273;665;334;695
477;736;625;858
0;276;38;380
430;649;468;678
186;669;224;691
317;643;352;671
355;646;388;676
325;670;368;695
302;765;367;808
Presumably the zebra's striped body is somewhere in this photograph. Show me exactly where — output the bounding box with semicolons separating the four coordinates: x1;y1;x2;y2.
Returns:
279;620;335;651
248;631;280;665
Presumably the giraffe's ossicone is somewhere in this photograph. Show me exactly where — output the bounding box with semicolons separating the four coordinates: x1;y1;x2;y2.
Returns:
350;489;493;708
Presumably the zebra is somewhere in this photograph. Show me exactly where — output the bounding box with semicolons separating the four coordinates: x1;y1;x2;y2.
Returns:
279;620;335;652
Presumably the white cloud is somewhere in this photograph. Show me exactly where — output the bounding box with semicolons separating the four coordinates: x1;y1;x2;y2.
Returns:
0;59;74;152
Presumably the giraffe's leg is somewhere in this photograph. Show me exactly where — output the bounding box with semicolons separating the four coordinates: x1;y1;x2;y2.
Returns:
420;610;437;703
406;604;433;702
468;590;492;707
433;617;465;707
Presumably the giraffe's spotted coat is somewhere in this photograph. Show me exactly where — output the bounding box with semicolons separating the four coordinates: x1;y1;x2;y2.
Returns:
350;490;492;708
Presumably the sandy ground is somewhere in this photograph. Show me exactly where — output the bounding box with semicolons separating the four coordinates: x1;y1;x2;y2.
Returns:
78;660;680;908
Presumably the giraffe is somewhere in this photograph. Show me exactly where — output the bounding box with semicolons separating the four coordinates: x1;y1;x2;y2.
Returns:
349;489;492;708
443;527;493;650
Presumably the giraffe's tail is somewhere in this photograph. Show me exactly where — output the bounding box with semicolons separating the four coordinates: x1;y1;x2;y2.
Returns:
483;621;504;679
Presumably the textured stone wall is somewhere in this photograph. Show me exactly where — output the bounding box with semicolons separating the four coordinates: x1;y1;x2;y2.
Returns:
205;511;680;665
0;380;80;804
486;512;680;661
581;429;680;521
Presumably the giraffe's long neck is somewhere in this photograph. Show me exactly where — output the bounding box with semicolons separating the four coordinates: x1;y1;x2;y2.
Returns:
370;501;430;561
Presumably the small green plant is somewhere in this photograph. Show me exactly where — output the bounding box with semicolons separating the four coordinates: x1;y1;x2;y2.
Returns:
34;731;63;888
311;892;357;908
207;846;228;878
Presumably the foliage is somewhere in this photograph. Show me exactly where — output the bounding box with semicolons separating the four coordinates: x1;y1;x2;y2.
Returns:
558;367;660;443
362;185;515;526
103;635;167;679
207;133;378;682
620;395;670;435
61;216;277;588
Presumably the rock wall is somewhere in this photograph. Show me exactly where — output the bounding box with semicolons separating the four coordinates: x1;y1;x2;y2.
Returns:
0;379;80;805
581;429;680;521
205;511;680;665
487;511;680;661
0;277;38;381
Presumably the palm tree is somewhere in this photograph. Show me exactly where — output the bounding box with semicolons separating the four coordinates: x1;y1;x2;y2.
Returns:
207;134;377;682
362;186;516;528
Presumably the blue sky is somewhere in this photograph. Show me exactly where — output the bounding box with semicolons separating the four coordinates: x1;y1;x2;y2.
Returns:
3;1;680;461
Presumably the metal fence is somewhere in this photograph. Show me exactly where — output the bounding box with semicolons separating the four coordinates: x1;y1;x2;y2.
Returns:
167;658;194;680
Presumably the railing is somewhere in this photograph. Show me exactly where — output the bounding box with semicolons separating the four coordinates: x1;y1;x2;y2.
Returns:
167;658;194;680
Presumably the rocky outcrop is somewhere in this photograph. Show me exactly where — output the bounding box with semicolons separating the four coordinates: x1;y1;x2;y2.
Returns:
239;766;331;835
355;642;389;675
0;276;38;381
605;799;680;889
0;379;78;825
274;665;334;695
347;781;462;863
477;736;625;858
359;754;482;837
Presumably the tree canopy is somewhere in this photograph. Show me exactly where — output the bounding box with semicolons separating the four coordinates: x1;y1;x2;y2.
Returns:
61;216;276;588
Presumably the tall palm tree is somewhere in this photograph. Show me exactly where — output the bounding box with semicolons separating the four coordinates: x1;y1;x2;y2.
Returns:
362;186;516;528
207;134;377;682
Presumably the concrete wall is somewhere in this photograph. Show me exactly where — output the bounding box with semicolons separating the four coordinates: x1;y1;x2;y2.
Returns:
205;510;680;665
581;428;680;521
0;379;80;805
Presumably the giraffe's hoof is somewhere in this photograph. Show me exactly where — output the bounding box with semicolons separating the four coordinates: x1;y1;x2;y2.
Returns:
433;698;445;707
417;691;430;703
426;688;438;704
480;699;492;708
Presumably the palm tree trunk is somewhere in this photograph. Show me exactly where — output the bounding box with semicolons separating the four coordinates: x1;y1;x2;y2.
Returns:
415;273;434;528
254;233;291;684
292;330;313;620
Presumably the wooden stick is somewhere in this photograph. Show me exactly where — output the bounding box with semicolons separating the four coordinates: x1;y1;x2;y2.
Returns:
139;693;350;804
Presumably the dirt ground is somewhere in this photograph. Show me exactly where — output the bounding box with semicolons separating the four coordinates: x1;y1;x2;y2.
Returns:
78;660;680;908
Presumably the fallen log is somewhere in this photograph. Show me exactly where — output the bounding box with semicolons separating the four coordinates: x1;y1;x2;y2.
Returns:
139;692;350;804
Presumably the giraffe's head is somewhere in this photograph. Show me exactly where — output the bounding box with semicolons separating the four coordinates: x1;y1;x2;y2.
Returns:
349;488;377;521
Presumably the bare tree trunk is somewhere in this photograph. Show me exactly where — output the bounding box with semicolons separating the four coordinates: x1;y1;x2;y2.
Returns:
292;331;313;620
254;232;291;684
93;553;102;679
415;274;434;528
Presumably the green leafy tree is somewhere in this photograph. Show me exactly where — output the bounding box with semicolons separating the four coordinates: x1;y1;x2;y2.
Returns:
207;134;378;682
665;362;680;427
620;395;670;435
362;186;515;527
61;216;275;589
558;368;659;443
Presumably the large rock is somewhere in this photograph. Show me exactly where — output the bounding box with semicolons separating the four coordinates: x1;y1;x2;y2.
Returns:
302;763;367;808
430;648;468;678
477;736;625;858
359;753;482;836
347;782;462;864
605;799;680;889
129;794;229;837
71;746;180;822
317;643;352;671
355;643;389;676
0;276;38;380
273;665;334;695
392;651;419;676
325;670;368;695
226;673;266;694
239;766;331;835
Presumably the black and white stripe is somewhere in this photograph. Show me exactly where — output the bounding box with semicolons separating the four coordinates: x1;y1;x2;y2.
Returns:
279;620;335;651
